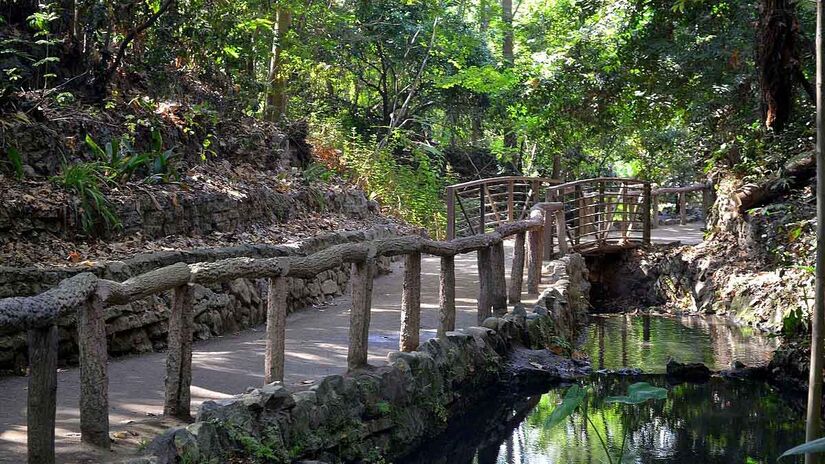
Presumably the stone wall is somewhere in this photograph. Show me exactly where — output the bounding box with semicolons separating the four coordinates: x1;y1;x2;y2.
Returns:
0;227;400;373
137;254;591;464
0;182;375;242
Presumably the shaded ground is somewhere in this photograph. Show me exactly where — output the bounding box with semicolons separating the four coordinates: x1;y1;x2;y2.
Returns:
0;225;703;463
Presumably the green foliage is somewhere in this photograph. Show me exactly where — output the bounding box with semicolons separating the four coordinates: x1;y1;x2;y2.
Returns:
3;147;24;178
781;437;825;459
546;382;668;464
52;162;121;234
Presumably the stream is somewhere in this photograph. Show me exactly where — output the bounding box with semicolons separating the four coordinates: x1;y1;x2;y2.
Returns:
399;315;803;464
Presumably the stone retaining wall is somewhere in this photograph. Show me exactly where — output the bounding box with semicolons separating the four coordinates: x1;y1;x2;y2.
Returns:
137;254;590;464
0;227;401;373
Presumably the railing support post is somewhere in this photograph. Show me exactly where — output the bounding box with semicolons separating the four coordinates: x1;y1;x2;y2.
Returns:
679;191;687;225
508;232;526;304
555;209;569;256
651;193;659;229
507;180;515;222
477;247;493;323
27;324;58;464
165;284;194;419
479;187;486;235
643;183;652;245
79;297;109;448
400;252;422;352
527;223;544;295
701;186;713;220
438;255;456;338
264;277;288;383
348;259;374;369
446;187;456;240
490;241;507;316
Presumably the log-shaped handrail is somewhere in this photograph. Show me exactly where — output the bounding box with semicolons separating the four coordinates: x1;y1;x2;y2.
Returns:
6;202;565;464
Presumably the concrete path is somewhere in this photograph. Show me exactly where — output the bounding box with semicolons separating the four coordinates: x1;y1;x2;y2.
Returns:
0;225;705;463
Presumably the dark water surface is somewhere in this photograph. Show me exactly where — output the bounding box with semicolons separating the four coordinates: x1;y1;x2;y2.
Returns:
583;314;779;372
399;316;801;464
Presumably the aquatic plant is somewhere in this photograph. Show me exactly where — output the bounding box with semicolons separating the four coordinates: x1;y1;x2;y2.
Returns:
545;382;668;464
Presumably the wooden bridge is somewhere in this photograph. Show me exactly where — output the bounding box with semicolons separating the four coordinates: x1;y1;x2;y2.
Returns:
446;176;711;255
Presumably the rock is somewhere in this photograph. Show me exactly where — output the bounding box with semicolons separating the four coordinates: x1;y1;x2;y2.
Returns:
666;358;711;381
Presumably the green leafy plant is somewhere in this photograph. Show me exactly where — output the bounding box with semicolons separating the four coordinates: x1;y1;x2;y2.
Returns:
545;382;668;464
3;147;24;178
780;437;825;460
52;162;121;234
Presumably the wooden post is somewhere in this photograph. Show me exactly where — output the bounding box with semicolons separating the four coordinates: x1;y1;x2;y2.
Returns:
477;246;493;324
701;186;712;220
527;223;544;295
164;284;194;420
651;193;659;229
27;325;58;464
79;298;109;448
598;181;606;240
264;277;288;383
508;232;526;304
531;179;540;205
446;187;456;240
555;209;569;255
490;241;507;316
400;252;422;352
574;185;583;245
438;256;456;338
507;180;515;222
479;186;486;234
544;188;555;259
348;259;374;369
642;183;652;245
679;191;687;225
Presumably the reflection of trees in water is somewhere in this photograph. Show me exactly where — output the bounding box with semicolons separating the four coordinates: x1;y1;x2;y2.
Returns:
514;377;803;464
584;315;778;372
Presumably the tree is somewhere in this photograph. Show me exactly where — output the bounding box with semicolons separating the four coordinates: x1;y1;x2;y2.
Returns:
807;1;825;461
265;4;292;122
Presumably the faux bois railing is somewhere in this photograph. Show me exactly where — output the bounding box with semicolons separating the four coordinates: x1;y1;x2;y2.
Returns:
1;202;566;464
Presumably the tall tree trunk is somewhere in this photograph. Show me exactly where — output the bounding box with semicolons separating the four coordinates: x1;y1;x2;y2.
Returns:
807;1;825;462
501;0;519;170
758;0;803;132
501;0;514;66
265;7;292;122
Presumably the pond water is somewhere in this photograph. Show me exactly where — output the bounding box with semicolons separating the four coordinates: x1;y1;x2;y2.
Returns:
583;314;779;372
398;315;801;464
399;376;804;464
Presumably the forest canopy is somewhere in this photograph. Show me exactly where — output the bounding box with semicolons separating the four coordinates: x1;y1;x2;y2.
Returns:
0;0;818;232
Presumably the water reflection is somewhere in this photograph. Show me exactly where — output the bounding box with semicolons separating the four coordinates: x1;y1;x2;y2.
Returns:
399;378;804;464
584;314;779;372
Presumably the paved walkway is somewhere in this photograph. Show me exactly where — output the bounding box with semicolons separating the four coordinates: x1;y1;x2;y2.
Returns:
0;224;706;463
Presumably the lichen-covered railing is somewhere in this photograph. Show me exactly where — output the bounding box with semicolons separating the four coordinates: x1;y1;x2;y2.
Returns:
544;177;653;253
650;182;713;228
1;203;566;464
445;176;562;240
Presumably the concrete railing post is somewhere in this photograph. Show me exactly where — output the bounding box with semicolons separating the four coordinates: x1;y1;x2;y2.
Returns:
508;232;526;304
27;325;58;464
643;183;652;245
526;218;544;295
264;277;288;383
79;298;110;448
555;209;569;256
679;191;687;225
438;256;456;338
490;241;507;316
164;284;195;420
477;246;493;324
651;193;659;229
400;252;422;352
348;259;374;369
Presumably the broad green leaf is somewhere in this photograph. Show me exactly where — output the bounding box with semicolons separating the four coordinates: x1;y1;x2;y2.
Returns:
780;437;825;459
544;385;586;429
605;382;668;405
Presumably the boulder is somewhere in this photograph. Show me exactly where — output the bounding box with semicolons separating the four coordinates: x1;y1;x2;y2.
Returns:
666;358;711;381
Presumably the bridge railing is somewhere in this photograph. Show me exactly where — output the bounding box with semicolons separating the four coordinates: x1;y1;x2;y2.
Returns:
546;177;652;253
651;182;713;228
2;203;565;464
445;176;562;240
